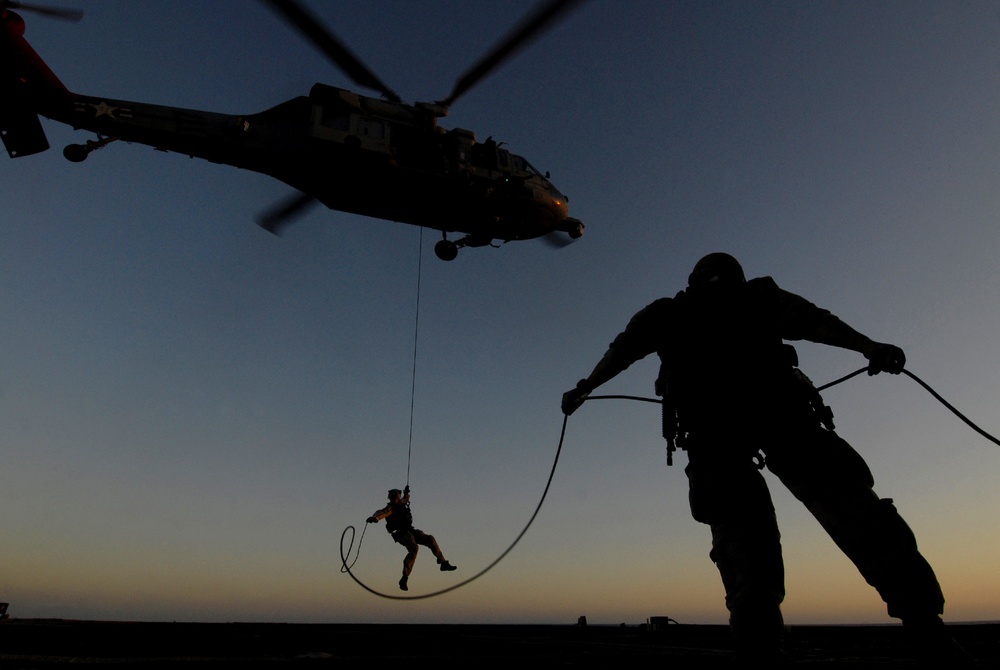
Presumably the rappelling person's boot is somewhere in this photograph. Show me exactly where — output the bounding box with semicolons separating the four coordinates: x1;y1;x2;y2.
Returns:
399;574;408;591
439;560;457;572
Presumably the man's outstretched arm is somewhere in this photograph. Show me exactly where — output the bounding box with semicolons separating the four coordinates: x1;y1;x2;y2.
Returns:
774;282;906;375
562;299;670;415
562;354;625;415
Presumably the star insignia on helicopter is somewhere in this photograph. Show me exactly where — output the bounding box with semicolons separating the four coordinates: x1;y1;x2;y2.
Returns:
74;101;133;119
91;101;119;117
90;101;133;119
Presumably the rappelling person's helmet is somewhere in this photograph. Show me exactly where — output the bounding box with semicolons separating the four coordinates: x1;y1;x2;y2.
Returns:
388;488;402;501
688;252;746;289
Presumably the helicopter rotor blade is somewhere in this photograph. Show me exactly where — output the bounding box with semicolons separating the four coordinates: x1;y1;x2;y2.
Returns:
541;231;576;249
439;0;584;108
256;190;316;236
1;1;83;21
260;0;401;103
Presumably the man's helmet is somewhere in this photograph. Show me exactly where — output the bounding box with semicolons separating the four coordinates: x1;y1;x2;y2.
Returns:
388;488;402;500
688;252;746;288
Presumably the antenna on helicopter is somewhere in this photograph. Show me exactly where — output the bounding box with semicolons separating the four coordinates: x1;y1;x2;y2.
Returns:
0;1;82;22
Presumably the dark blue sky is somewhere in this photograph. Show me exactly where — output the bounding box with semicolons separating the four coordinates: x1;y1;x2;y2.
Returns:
3;0;1000;624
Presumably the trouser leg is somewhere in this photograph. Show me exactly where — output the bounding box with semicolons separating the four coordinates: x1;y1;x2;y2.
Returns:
799;490;943;619
687;458;785;654
412;528;446;563
710;514;786;653
402;547;418;576
769;430;945;620
394;531;419;576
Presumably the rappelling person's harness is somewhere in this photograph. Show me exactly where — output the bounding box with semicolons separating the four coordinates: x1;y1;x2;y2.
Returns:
656;343;836;468
385;494;413;540
385;500;414;535
385;510;413;533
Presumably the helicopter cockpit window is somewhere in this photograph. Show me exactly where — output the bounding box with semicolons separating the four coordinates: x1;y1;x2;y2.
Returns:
510;154;542;177
496;149;510;169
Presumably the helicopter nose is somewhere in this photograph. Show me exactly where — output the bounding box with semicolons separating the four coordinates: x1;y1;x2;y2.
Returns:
562;217;584;239
547;185;569;212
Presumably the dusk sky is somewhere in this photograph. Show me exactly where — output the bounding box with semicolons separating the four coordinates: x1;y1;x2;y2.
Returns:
3;0;1000;625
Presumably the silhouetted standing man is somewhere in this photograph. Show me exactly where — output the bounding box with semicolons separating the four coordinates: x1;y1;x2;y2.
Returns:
562;253;968;663
368;486;457;591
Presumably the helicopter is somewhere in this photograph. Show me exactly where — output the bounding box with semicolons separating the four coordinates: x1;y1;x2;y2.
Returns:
0;0;584;261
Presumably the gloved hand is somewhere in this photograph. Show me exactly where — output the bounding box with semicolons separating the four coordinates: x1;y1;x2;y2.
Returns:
403;485;410;495
864;342;906;375
366;516;377;524
562;379;591;416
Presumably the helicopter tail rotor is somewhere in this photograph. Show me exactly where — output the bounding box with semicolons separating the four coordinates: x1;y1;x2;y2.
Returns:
0;1;83;22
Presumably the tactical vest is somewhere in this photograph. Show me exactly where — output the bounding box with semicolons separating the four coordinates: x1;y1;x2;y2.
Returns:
657;279;799;435
385;502;413;533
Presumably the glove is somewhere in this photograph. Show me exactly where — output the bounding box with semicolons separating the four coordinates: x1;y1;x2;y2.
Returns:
562;379;591;416
403;485;410;495
864;342;906;375
366;516;377;524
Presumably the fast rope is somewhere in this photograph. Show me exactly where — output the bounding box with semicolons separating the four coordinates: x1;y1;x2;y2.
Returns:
340;365;998;597
586;367;1000;448
405;227;424;488
340;520;367;573
819;367;1000;448
340;416;569;600
342;228;422;574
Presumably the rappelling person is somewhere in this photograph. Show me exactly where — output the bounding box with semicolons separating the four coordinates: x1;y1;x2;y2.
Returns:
561;253;972;665
367;486;457;591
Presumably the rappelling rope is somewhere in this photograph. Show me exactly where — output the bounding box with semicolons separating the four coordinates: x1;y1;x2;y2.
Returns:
902;369;1000;447
341;228;569;599
341;366;997;598
340;416;569;599
587;367;1000;447
815;366;868;392
816;367;1000;448
405;227;424;489
340;520;368;573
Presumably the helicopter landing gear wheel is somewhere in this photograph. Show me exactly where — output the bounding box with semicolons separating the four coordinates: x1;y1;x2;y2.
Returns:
62;136;119;163
434;239;459;261
63;144;89;163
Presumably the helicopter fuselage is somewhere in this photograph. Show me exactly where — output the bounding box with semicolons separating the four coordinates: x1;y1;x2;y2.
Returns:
0;9;583;258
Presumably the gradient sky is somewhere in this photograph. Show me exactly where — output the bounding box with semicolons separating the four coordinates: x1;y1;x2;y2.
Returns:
2;0;1000;626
